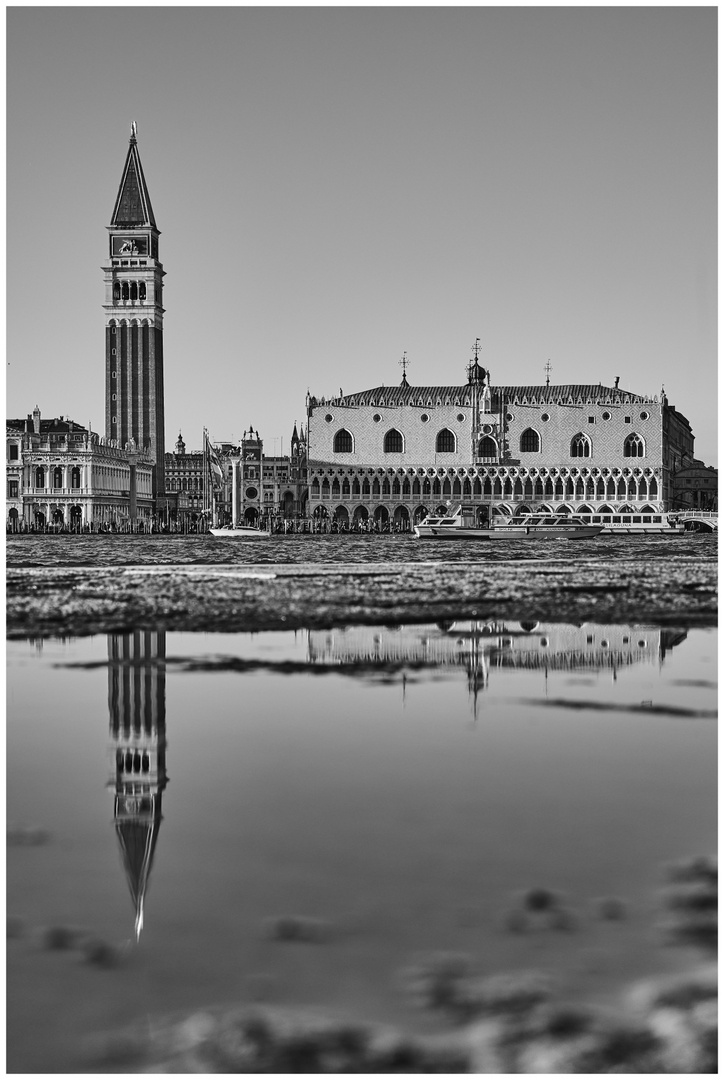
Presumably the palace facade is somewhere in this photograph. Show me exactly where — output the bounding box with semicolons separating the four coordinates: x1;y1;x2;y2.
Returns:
305;352;695;529
6;409;154;530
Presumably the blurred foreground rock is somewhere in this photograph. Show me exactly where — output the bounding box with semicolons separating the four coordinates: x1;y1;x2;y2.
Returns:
84;963;717;1073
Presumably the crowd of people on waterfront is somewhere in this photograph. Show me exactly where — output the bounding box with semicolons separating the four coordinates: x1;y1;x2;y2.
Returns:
6;515;416;536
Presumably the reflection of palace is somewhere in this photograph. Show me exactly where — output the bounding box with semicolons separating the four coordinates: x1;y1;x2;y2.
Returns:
308;623;687;708
107;631;167;939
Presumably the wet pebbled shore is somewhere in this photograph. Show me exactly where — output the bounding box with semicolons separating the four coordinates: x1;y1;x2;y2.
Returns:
6;550;717;638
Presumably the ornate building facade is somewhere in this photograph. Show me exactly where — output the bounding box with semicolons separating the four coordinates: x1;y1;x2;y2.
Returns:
6;409;153;530
219;423;308;526
672;459;718;511
103;125;166;501
162;432;207;528
305;348;695;529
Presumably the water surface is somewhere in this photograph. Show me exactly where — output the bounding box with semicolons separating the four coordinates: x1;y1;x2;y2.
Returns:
7;619;716;1072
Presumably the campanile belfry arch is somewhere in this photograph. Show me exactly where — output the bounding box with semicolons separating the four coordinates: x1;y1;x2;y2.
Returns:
103;124;166;500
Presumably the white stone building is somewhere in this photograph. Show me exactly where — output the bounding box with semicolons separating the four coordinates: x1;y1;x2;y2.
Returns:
6;408;153;530
305;352;695;529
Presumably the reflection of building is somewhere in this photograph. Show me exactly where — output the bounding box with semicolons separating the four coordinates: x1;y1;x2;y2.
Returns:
107;631;167;940
305;350;696;529
6;410;154;530
308;622;687;684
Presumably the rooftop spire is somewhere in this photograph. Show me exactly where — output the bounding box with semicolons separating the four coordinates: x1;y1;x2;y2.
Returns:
110;126;157;228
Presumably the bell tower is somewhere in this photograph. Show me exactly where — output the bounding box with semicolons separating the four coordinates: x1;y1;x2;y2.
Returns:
103;123;166;500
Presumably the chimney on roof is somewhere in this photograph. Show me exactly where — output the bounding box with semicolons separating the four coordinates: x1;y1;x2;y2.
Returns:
614;376;620;389
32;405;41;433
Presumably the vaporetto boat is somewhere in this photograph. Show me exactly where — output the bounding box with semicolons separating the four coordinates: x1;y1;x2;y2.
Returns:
209;524;271;539
414;504;603;540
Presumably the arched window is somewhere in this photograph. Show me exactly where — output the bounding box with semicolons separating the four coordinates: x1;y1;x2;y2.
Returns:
436;428;456;453
331;479;340;498
113;282;121;301
383;429;403;453
352;478;360;496
35;466;45;488
71;467;81;489
121;281;129;301
520;428;540;453
624;433;645;457
311;477;320;495
342;478;350;497
53;467;63;489
362;478;370;496
478;436;497;458
321;478;330;497
382;478;391;496
130;282;138;301
570;433;591;458
139;283;146;301
333;429;353;453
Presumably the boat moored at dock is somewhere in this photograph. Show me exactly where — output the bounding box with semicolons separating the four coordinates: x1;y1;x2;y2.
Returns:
414;504;604;540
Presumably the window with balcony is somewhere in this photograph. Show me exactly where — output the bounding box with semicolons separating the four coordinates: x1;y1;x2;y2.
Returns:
436;428;456;453
624;433;645;457
477;435;497;458
520;428;540;453
383;429;403;453
570;433;591;458
333;429;353;453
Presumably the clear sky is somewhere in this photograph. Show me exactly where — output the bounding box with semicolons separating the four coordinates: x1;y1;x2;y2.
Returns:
7;6;717;463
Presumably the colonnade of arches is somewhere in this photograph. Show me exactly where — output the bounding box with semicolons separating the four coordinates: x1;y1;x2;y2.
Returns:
112;281;147;302
32;466;82;490
309;465;659;504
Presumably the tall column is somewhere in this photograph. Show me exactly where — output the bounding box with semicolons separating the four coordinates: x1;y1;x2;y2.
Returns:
232;458;238;527
128;456;138;525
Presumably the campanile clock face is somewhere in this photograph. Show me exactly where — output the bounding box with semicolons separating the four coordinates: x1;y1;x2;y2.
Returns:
112;236;149;257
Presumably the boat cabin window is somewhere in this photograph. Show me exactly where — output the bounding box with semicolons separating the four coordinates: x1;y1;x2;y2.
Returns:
632;516;641;523
612;516;622;523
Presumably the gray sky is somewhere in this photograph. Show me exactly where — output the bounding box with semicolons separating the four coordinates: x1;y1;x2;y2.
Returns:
7;7;717;463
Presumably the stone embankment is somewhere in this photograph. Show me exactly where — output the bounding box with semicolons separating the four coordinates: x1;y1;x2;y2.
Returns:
6;554;717;638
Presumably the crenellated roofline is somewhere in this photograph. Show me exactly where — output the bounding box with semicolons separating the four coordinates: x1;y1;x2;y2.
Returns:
308;384;658;409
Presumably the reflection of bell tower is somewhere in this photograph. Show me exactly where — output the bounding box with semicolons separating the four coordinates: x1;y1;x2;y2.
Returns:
107;631;167;940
